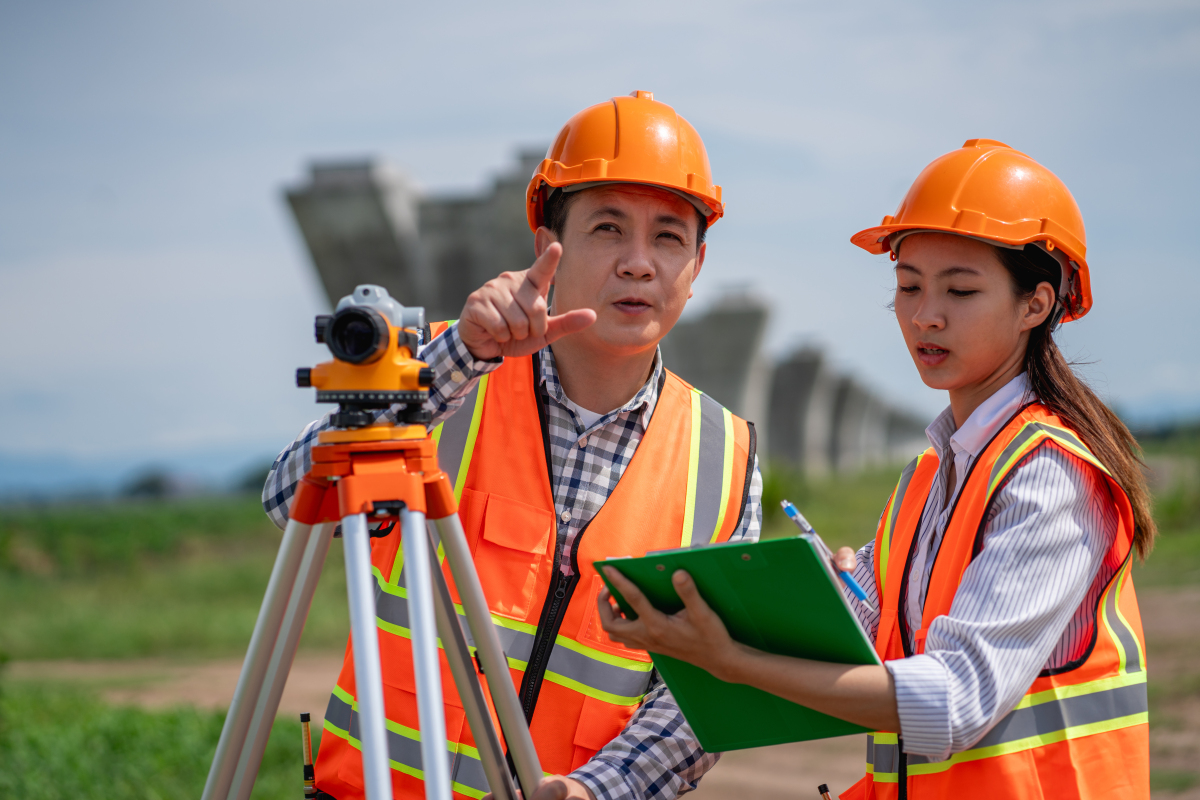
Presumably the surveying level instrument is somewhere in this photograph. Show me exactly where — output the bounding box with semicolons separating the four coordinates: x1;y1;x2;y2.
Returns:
202;285;543;800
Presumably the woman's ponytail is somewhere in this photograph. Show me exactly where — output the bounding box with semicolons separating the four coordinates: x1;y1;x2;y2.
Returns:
996;245;1157;559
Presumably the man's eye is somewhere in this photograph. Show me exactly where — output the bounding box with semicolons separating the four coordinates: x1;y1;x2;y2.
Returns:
658;231;684;244
594;223;619;233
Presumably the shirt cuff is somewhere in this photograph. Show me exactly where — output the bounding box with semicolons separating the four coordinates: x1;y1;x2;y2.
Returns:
570;760;637;800
886;654;953;759
423;322;503;395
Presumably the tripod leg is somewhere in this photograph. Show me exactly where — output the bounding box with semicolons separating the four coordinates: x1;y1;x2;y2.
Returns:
425;523;518;800
432;514;543;797
203;517;313;800
228;521;336;800
400;508;452;800
342;513;395;800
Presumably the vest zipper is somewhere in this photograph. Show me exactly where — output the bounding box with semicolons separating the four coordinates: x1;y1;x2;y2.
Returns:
516;524;587;722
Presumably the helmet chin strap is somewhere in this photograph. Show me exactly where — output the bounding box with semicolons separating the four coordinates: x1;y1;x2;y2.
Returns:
887;229;1076;331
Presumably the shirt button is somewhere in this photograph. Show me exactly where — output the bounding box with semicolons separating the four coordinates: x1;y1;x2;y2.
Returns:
450;370;465;383
560;510;572;523
578;436;588;449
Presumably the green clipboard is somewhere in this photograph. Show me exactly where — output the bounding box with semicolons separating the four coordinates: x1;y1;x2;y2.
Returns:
594;534;880;752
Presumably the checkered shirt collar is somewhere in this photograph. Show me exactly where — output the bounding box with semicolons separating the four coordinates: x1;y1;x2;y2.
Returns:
537;345;663;429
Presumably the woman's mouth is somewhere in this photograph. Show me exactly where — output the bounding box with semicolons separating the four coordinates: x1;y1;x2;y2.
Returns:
613;298;652;315
916;343;950;366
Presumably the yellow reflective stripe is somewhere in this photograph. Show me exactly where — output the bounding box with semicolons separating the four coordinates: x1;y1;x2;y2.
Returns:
323;688;489;799
878;491;897;595
454;373;489;501
906;712;1148;776
553;634;654;672
1013;670;1146;711
431;421;444;447
1110;562;1144;673
680;389;703;548
1099;564;1130;674
709;407;735;543
542;670;643;706
874;732;898;744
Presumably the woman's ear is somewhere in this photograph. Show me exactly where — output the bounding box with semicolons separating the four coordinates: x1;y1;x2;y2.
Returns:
1022;281;1058;332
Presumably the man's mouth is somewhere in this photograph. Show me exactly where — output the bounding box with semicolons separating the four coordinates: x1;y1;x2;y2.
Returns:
613;298;653;315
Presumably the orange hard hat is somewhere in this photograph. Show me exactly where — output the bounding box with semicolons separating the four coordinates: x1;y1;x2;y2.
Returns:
851;139;1092;323
526;90;723;232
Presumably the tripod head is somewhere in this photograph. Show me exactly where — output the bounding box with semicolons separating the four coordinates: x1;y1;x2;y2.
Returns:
296;285;433;428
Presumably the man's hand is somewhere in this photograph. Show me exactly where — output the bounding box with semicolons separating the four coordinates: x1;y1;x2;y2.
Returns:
459;242;596;361
597;567;744;683
482;775;596;800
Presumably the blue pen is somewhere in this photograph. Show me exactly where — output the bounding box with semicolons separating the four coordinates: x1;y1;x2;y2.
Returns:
781;500;877;613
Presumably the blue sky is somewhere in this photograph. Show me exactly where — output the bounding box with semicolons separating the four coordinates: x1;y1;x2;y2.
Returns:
1;1;1198;492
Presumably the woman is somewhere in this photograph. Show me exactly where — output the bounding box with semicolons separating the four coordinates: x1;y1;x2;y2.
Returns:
598;139;1154;799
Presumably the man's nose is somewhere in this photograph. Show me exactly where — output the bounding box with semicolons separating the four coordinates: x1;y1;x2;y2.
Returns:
618;240;656;280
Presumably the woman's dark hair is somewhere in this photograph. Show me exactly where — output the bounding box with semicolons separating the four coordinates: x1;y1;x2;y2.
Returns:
995;244;1156;558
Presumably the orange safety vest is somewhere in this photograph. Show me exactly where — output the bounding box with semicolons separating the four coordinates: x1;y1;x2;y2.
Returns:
841;403;1149;800
315;325;756;800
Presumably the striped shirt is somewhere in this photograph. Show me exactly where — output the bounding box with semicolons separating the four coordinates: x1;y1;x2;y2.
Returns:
263;322;763;800
843;372;1119;760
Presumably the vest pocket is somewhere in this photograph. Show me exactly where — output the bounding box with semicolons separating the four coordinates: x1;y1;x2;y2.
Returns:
473;492;554;622
569;694;639;772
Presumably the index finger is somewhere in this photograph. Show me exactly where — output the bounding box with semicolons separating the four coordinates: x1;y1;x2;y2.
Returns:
523;242;562;297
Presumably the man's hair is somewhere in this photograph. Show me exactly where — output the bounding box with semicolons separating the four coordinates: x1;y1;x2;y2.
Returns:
542;187;708;249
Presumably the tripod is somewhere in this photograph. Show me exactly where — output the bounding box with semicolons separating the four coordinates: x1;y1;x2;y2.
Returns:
201;421;543;800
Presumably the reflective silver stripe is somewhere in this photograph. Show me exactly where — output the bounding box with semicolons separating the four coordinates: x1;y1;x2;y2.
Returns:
868;680;1149;775
866;734;900;775
988;422;1045;489
690;392;733;548
376;571;649;702
545;641;654;700
375;575;536;663
989;421;1100;491
434;380;480;489
325;692;490;795
1106;561;1142;674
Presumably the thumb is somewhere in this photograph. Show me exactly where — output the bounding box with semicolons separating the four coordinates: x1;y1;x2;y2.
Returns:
525;242;563;297
544;308;596;343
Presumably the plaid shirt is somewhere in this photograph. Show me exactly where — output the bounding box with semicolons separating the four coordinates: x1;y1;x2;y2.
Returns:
263;323;763;800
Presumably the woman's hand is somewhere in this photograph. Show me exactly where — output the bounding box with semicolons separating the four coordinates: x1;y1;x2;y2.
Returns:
597;567;746;682
834;547;857;573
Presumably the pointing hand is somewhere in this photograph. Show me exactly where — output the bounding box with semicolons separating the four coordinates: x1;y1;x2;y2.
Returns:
458;243;596;361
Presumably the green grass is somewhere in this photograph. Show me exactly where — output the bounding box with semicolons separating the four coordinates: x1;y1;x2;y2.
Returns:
0;496;349;660
0;680;318;800
760;463;899;550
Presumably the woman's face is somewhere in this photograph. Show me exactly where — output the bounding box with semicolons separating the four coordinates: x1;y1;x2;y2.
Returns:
893;233;1052;394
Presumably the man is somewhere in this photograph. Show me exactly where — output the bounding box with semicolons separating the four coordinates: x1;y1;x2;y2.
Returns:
264;90;763;800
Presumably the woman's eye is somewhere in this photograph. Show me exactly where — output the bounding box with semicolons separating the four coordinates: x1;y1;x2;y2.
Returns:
897;284;919;295
949;289;979;298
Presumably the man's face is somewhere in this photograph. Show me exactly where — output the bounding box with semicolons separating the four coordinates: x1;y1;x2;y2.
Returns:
539;184;706;358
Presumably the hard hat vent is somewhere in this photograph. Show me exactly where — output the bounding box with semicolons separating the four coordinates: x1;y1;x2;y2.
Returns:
962;138;1011;149
631;90;654;100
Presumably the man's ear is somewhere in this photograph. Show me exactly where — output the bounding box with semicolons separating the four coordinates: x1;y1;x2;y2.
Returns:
534;227;558;260
687;242;707;299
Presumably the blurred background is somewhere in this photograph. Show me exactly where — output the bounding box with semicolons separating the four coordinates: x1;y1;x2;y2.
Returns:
1;1;1198;798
